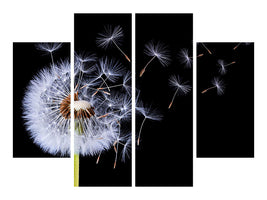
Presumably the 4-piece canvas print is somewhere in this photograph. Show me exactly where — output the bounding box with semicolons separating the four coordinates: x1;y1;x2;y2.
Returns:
13;13;254;187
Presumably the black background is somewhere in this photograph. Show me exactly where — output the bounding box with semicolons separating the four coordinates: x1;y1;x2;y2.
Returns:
197;43;254;157
74;14;132;186
136;14;193;186
13;42;70;157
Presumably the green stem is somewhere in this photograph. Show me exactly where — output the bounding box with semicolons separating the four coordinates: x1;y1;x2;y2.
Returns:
74;154;79;187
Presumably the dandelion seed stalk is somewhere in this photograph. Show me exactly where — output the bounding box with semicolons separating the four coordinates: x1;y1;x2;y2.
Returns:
224;61;236;67
97;84;123;90
112;39;131;62
201;86;216;94
233;43;241;50
140;56;156;77
194;53;204;58
201;43;212;54
137;117;147;146
168;88;179;109
93;76;110;96
96;153;101;164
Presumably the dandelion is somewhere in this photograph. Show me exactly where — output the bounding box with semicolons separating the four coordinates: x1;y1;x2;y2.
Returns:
140;41;171;77
23;43;132;187
217;59;236;75
96;25;131;62
201;77;225;95
136;101;162;146
200;43;212;55
168;75;192;109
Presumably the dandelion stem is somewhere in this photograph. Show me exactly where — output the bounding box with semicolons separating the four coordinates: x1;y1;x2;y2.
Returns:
201;43;212;54
201;86;216;94
112;39;131;62
137;117;147;146
74;154;79;187
168;88;179;109
140;56;156;77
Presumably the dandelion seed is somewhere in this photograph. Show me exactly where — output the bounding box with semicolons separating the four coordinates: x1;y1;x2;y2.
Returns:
178;48;192;68
217;59;236;75
201;43;212;55
233;42;252;50
36;43;63;66
140;41;171;77
201;77;225;95
96;25;130;62
233;43;241;50
136;101;162;145
168;75;192;109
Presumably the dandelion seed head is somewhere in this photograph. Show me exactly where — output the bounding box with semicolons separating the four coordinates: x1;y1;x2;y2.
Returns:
144;41;171;67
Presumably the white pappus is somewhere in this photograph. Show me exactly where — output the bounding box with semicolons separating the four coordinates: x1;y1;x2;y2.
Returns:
178;48;192;68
